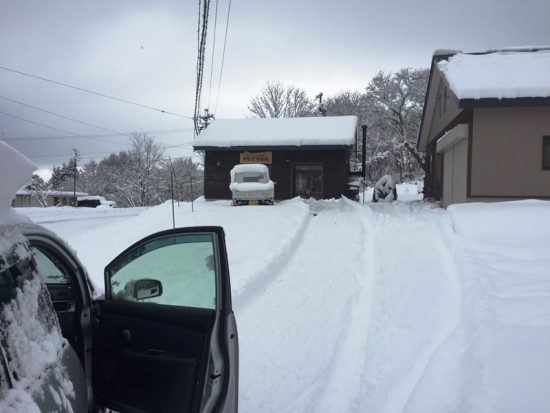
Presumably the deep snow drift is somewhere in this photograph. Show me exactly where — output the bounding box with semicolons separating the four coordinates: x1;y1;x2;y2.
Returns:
19;191;550;412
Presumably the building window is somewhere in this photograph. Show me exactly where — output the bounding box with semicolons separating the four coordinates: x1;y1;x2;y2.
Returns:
543;136;550;170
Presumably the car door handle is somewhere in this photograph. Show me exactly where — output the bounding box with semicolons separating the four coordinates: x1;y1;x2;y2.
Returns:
147;349;166;356
119;329;131;342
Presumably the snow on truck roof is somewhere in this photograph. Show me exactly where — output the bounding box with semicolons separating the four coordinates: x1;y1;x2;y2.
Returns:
231;164;269;174
194;116;358;148
230;163;269;181
438;48;550;100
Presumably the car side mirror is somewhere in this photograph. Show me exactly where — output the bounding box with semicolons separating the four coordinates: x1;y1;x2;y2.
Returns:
133;278;163;300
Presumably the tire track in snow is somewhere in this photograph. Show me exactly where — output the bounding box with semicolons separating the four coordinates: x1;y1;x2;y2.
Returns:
237;199;367;412
356;203;462;413
233;208;312;310
312;202;377;412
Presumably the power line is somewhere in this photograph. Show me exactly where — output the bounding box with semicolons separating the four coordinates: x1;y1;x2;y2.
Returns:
1;128;193;141
0;110;126;145
29;150;198;161
194;0;212;134
26;151;116;159
207;0;219;109
0;95;130;138
0;65;194;120
214;0;232;114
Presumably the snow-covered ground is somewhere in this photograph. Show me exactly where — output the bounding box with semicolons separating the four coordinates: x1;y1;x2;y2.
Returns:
17;184;550;412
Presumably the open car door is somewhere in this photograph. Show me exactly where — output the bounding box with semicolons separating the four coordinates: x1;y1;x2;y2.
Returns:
93;227;238;413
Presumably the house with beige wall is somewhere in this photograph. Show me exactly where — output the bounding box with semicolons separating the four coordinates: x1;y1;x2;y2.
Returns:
417;47;550;207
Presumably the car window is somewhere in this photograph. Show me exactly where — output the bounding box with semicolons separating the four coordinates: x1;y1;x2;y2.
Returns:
0;252;35;305
0;265;18;304
109;233;217;309
32;248;71;284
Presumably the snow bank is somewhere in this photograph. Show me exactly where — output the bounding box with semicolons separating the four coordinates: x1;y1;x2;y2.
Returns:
62;199;310;298
448;200;550;244
438;49;550;100
194;116;358;148
19;192;550;411
406;200;550;412
361;182;423;203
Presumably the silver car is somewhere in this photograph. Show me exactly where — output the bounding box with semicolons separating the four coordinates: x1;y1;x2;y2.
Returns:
0;221;239;412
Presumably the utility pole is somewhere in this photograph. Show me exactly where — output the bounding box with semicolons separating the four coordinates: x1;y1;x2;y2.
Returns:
168;157;176;229
198;108;215;132
361;125;368;204
72;148;79;206
315;92;327;116
190;171;194;213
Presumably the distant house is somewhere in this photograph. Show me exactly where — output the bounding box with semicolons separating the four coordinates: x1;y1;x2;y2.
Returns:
417;47;550;207
193;116;358;200
12;190;89;207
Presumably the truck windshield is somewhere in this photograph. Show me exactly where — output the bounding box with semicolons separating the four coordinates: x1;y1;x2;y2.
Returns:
243;175;263;183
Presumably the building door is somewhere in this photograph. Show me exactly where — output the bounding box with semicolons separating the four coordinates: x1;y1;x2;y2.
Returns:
294;164;323;199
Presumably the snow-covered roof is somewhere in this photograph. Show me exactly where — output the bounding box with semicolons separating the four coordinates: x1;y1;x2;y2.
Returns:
438;48;550;100
194;116;358;148
16;190;89;197
77;196;106;201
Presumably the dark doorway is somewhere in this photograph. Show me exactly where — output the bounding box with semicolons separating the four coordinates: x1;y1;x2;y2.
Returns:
293;164;323;199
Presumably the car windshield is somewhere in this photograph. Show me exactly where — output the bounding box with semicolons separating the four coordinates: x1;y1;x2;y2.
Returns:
236;173;268;184
242;174;263;183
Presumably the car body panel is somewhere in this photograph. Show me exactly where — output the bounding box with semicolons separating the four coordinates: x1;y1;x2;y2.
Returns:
0;225;88;412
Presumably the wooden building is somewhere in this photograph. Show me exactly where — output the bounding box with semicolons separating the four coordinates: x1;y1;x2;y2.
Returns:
193;116;358;200
12;190;89;207
418;47;550;207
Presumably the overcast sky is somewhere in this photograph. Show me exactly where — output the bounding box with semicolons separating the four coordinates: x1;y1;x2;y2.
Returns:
1;0;550;172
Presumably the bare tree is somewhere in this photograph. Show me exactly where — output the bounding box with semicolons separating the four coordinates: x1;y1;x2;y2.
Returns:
325;90;369;124
88;134;165;207
129;133;165;206
366;68;429;180
160;157;204;202
248;81;315;118
25;175;48;207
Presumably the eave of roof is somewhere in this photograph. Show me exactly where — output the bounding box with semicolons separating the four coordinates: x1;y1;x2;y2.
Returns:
193;145;352;151
458;96;550;108
417;56;438;151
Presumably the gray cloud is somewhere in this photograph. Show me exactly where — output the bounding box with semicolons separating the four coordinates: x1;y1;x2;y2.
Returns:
1;0;549;169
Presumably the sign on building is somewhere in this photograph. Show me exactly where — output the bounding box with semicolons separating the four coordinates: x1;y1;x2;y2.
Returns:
240;151;272;164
